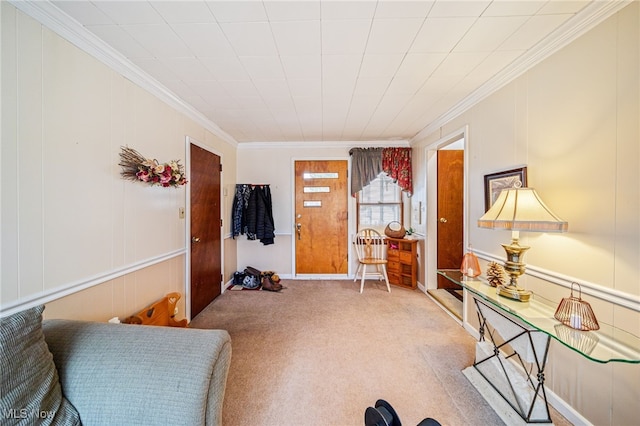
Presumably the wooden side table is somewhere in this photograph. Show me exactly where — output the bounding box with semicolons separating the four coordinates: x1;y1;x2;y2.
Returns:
385;237;418;289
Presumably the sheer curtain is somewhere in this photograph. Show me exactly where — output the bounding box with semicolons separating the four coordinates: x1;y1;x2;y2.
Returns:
349;147;383;196
382;147;413;196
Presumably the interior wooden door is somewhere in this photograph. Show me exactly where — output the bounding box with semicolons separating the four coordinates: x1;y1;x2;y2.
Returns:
437;150;464;289
190;144;221;318
294;160;348;274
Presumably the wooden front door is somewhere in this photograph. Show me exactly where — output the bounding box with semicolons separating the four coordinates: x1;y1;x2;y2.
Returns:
437;150;464;289
294;160;348;274
190;144;222;318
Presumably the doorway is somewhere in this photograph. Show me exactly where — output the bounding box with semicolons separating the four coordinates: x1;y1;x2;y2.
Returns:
425;130;467;321
294;160;349;276
188;140;222;319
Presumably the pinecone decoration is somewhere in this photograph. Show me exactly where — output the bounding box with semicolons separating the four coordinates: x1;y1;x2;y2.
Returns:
486;262;507;287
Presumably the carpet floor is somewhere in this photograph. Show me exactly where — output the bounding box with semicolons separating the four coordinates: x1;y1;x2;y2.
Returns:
190;280;568;426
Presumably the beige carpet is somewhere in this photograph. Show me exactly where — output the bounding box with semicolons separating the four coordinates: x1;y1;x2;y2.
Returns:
190;280;568;426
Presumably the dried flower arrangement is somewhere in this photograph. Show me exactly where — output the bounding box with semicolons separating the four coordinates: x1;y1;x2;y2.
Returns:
119;146;187;187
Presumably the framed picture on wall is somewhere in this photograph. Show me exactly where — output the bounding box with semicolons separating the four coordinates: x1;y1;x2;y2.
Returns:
484;166;527;211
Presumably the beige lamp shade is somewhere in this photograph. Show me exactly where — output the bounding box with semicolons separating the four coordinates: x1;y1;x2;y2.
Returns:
478;187;568;232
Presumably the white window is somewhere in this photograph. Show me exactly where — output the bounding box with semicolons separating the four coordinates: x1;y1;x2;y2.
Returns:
357;172;403;232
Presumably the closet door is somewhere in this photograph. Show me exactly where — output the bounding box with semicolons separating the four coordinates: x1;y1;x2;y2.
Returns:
294;160;348;275
190;144;221;318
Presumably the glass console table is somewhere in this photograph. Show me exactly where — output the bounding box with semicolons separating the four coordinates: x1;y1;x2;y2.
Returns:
437;269;640;423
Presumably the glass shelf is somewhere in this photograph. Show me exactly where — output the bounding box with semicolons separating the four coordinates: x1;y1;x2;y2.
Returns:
437;269;640;364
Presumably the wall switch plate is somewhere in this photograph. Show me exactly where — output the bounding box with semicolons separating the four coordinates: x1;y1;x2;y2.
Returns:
179;207;185;219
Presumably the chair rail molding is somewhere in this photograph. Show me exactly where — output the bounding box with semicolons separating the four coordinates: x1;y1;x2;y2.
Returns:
0;249;186;317
471;248;640;313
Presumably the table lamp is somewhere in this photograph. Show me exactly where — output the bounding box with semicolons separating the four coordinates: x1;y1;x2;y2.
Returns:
477;183;567;302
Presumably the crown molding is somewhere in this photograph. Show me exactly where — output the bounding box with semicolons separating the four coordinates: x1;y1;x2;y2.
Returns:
8;0;238;148
237;139;410;150
411;0;632;144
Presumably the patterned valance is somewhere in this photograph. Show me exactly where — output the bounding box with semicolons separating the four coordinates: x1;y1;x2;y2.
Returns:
382;147;413;196
349;147;413;197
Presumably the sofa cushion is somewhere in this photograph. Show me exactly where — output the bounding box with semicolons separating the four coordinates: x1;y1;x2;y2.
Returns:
0;305;81;425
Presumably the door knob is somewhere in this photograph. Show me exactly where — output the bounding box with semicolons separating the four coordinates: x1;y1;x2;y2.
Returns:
192;237;201;243
296;223;302;240
439;217;448;223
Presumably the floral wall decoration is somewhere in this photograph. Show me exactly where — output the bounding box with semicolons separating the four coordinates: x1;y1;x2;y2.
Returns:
119;146;187;187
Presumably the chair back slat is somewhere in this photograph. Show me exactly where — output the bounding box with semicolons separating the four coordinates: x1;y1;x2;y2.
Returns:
354;228;385;261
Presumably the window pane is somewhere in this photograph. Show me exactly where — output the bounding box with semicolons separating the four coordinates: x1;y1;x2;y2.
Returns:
357;173;402;232
360;173;401;203
359;205;401;228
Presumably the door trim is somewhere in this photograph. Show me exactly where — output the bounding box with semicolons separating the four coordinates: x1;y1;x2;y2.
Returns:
290;156;352;279
424;125;469;294
185;136;224;321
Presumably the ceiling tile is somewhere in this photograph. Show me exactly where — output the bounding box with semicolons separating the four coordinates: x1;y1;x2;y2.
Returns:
289;79;322;98
253;79;290;99
235;96;268;109
221;80;260;98
321;1;377;20
395;53;446;78
162;79;197;99
52;1;114;25
121;24;193;57
92;1;164;24
199;56;250;81
86;25;152;59
183;80;230;100
280;56;322;80
482;1;546;17
411;17;476;53
150;1;215;23
322;54;362;81
220;22;278;56
454;16;529;52
264;1;321;21
538;1;591;15
352;78;391;99
271;20;321;55
158;57;213;81
239;56;285;80
129;58;180;82
359;54;404;79
322;20;371;54
205;1;268;22
374;1;435;18
366;18;424;54
386;74;428;95
431;52;489;77
171;23;236;57
428;0;491;18
499;14;572;51
46;0;603;142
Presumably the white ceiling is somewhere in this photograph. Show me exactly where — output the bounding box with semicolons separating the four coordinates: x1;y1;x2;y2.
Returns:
46;0;612;144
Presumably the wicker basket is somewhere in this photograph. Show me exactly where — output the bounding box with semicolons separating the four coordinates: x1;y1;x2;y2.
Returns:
554;283;599;331
384;221;406;239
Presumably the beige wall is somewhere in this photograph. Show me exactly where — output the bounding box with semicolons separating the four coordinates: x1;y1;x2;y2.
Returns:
412;3;639;425
234;143;411;277
1;4;237;321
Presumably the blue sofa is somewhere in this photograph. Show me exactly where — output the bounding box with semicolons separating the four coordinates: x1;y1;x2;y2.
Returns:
1;306;231;426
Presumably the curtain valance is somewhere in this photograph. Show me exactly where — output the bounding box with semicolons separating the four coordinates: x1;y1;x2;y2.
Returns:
382;147;413;196
349;147;383;196
350;147;413;197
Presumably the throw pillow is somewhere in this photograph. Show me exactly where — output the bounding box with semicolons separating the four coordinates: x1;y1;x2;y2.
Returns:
0;305;81;425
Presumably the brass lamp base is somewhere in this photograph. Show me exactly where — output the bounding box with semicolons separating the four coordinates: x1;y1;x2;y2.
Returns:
498;235;532;302
497;284;532;302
